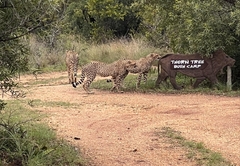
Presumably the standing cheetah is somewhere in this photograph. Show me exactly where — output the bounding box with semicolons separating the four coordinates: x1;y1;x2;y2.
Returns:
65;50;79;84
72;59;136;93
107;53;160;88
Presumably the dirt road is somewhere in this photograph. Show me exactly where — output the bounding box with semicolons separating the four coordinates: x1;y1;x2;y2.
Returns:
21;72;240;166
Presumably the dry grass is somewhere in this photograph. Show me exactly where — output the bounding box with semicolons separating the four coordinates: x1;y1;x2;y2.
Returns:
84;38;158;63
27;35;165;69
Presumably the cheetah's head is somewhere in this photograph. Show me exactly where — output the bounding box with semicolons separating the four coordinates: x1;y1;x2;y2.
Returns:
125;60;137;70
147;53;161;60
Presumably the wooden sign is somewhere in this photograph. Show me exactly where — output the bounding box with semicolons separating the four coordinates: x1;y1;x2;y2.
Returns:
170;59;208;70
155;49;236;90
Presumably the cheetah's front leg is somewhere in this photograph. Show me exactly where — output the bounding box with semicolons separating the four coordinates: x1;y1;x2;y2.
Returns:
83;83;94;94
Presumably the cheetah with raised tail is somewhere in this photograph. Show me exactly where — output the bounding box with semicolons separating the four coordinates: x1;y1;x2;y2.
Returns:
72;59;136;93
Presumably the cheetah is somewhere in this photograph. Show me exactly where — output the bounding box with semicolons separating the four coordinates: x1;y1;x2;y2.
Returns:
65;50;79;84
107;53;160;88
128;53;160;87
72;59;136;93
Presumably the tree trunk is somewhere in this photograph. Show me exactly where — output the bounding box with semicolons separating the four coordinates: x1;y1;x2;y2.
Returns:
226;66;232;91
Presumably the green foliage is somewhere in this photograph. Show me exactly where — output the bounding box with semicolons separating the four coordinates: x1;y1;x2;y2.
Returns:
0;0;65;96
0;40;29;96
134;0;237;54
133;0;240;87
167;1;233;53
86;0;127;42
87;0;126;19
0;0;65;47
64;0;90;37
131;0;170;47
231;1;240;36
64;0;140;42
0;101;85;166
0;100;7;111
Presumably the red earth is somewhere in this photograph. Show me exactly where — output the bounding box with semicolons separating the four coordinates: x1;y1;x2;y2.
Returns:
12;72;240;165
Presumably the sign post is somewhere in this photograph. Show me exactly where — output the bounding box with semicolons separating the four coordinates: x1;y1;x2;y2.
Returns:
227;66;232;91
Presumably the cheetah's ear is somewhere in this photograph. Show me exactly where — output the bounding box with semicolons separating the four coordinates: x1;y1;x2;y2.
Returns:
153;53;160;58
147;53;154;58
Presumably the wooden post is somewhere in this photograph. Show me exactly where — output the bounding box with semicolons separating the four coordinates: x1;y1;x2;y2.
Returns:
226;66;232;91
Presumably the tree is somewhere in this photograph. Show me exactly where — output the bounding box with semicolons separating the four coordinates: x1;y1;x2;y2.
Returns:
64;0;140;42
134;0;236;52
134;0;240;88
0;0;65;107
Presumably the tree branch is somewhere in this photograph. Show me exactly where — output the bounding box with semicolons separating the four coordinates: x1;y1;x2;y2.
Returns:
0;24;43;42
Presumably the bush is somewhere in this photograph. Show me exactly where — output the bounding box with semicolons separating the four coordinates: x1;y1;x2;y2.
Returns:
0;101;85;166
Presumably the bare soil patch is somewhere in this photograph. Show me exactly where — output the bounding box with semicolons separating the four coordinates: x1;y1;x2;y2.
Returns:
17;72;240;165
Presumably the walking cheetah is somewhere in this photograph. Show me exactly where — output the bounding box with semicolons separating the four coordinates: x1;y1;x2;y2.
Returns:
72;59;136;93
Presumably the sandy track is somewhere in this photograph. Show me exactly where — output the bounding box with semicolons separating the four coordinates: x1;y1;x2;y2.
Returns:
20;72;240;166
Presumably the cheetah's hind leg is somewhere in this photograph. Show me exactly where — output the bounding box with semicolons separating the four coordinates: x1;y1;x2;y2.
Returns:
83;83;94;94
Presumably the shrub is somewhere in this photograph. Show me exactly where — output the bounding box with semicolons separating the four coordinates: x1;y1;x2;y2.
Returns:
0;101;85;166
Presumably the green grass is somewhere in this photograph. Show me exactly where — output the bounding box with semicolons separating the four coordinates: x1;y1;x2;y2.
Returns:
26;99;81;109
91;72;240;96
159;127;233;166
19;75;67;87
0;100;86;166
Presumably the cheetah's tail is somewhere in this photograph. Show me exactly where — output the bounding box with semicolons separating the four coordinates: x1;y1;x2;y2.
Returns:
72;82;77;88
72;74;85;88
